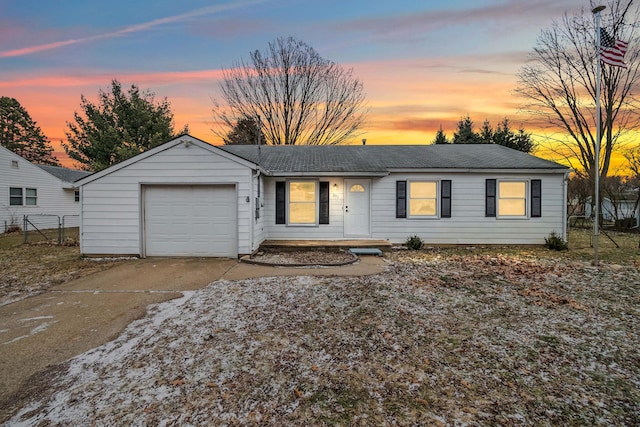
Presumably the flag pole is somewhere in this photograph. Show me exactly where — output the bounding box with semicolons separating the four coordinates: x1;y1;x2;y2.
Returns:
592;5;605;266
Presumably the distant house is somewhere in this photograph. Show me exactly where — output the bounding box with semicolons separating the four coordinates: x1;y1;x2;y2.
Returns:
585;192;640;227
0;145;91;232
76;135;570;258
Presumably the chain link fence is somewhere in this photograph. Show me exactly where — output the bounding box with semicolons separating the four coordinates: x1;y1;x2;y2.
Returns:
22;214;80;244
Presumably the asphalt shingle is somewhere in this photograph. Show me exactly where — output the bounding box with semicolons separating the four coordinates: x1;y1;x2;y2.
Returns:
220;144;568;173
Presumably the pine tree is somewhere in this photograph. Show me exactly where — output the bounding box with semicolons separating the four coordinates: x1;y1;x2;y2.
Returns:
64;80;188;171
452;116;480;144
432;126;449;144
0;97;59;165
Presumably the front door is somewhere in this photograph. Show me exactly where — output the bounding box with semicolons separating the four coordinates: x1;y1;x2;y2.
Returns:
344;179;370;237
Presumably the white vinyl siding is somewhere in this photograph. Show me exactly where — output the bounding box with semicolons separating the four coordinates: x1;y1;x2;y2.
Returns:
1;146;80;231
371;173;566;245
80;141;253;256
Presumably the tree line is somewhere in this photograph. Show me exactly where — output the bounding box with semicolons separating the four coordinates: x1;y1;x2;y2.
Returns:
432;116;534;153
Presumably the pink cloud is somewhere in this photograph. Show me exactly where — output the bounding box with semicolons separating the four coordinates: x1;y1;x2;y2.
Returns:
0;0;267;58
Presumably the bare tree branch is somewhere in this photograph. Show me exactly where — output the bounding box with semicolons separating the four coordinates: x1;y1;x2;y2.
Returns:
515;0;640;187
212;36;368;145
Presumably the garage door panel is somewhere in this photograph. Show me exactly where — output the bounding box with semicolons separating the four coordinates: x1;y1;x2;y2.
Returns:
144;185;237;257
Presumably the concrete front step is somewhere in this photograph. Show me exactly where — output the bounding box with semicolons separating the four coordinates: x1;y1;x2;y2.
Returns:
259;239;392;252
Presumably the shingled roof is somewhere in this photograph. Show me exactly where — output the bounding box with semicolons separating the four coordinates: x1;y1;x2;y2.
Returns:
219;144;568;175
37;165;92;183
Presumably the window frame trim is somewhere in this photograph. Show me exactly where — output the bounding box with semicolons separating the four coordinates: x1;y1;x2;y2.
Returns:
407;179;440;219
9;187;24;206
496;179;529;219
286;179;320;226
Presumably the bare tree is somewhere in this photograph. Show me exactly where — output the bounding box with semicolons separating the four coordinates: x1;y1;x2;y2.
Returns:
212;36;367;145
516;0;640;186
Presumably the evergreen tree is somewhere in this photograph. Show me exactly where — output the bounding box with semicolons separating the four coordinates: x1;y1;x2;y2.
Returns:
478;119;494;144
64;80;188;171
224;116;266;145
0;97;59;165
432;126;449;144
494;118;534;153
452;116;480;144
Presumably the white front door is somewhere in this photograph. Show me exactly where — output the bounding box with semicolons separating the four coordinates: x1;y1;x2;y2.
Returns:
344;179;370;237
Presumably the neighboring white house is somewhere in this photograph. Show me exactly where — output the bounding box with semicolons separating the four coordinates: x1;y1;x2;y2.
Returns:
0;145;91;232
585;193;639;227
76;135;570;258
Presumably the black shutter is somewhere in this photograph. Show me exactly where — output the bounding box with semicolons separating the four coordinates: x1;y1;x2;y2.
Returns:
396;181;407;218
319;182;329;224
275;181;286;224
441;180;451;218
531;179;542;217
486;179;496;217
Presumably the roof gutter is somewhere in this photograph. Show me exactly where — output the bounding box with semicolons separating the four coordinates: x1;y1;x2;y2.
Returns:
266;171;389;177
386;168;569;174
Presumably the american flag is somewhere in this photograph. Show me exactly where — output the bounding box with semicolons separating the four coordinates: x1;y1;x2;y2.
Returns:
600;28;628;68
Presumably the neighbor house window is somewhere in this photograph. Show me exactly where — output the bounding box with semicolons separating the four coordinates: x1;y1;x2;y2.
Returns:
25;188;37;206
9;187;23;206
9;187;37;206
498;181;526;217
74;189;80;202
11;160;18;169
288;181;317;225
409;181;438;217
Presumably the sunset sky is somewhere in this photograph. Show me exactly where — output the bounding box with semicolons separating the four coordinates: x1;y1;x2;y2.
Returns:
1;0;603;168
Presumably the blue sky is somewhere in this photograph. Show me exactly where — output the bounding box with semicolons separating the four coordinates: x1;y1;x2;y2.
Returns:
1;0;590;164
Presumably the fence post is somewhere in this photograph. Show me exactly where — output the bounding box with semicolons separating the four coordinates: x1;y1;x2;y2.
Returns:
58;216;62;244
23;215;27;243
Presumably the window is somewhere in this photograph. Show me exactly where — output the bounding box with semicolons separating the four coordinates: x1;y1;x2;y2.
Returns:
9;187;23;206
11;160;18;169
75;189;80;203
409;181;437;217
498;181;526;216
8;187;37;206
276;181;329;225
396;180;451;219
350;184;365;192
289;181;317;225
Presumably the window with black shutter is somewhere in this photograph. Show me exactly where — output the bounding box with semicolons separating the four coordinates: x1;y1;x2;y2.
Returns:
486;179;496;217
441;180;451;218
396;181;407;218
319;182;329;224
531;179;542;217
275;181;286;224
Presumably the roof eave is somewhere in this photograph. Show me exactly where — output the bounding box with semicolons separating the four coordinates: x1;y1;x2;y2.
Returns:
386;168;570;174
267;171;389;177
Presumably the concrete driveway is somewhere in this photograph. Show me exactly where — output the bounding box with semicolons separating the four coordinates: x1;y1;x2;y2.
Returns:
0;256;385;421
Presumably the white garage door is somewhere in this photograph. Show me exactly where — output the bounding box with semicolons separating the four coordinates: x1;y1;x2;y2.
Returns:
144;185;237;257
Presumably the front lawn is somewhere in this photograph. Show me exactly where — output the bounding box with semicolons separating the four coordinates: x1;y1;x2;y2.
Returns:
8;232;639;426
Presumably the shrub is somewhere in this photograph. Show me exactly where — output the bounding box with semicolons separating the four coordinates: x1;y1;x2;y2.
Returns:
405;235;424;250
544;231;568;251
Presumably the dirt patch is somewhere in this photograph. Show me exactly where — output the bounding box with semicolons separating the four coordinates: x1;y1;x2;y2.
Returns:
0;243;127;306
243;249;358;266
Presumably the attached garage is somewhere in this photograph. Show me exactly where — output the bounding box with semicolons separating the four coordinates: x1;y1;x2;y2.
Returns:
77;136;258;258
143;185;237;257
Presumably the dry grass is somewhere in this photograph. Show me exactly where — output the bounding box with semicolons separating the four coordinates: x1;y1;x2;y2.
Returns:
0;232;124;306
7;238;640;426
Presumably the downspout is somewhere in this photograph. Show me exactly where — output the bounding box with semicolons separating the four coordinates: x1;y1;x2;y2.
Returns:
251;168;261;252
563;171;569;242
